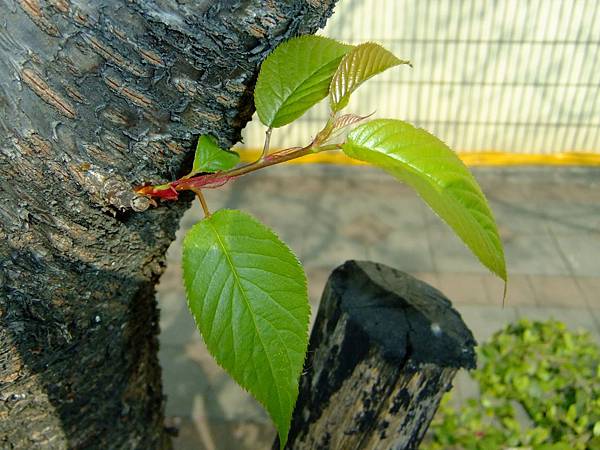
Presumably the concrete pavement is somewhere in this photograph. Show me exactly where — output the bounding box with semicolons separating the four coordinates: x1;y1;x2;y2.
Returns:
157;165;600;449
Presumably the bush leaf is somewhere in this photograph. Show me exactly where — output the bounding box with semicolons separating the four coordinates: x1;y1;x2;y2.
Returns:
342;119;507;280
330;43;410;112
182;209;310;447
255;35;352;128
192;135;239;173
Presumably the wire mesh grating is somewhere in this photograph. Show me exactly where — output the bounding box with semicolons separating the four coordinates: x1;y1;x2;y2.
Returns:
239;0;600;155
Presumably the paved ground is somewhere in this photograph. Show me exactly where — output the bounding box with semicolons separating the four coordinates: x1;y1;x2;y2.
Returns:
156;165;600;450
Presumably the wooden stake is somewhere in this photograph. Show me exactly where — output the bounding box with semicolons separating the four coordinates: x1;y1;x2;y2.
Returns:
279;260;476;450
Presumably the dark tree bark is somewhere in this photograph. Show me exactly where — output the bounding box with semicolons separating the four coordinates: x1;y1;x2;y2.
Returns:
0;1;337;448
281;261;476;450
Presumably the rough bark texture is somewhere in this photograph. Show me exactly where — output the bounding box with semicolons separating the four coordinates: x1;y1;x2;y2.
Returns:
0;1;337;448
281;260;476;450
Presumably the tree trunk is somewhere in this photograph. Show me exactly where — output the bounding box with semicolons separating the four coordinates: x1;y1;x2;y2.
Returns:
0;1;337;448
281;261;476;450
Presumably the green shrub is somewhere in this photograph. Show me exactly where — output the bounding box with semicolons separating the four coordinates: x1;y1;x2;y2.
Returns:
424;319;600;450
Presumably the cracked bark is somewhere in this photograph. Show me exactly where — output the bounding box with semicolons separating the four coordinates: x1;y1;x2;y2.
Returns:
0;1;337;448
280;261;476;450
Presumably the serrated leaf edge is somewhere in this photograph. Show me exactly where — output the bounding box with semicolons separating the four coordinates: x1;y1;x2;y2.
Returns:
255;35;352;127
343;120;506;281
182;209;310;447
329;42;410;112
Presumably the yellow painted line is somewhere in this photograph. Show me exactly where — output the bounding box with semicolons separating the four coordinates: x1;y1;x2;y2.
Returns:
458;151;600;167
237;149;600;167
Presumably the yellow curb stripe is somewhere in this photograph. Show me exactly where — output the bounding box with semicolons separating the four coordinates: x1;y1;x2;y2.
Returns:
237;149;600;167
458;151;600;167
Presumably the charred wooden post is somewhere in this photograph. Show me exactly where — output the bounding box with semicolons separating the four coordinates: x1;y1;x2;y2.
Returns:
281;260;476;450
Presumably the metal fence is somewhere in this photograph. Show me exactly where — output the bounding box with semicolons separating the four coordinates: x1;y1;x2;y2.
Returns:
240;0;600;155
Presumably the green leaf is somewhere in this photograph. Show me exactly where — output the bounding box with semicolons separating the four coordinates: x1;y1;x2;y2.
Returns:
182;209;309;447
342;119;506;280
255;35;352;128
332;112;373;130
192;135;240;173
330;42;410;112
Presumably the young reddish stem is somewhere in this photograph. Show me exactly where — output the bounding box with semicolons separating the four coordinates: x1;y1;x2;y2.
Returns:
136;143;341;202
191;188;211;218
260;127;273;160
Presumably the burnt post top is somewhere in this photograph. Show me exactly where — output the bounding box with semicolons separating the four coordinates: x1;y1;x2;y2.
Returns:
281;260;477;450
329;260;477;370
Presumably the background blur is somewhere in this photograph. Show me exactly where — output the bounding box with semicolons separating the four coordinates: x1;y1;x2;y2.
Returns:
158;1;600;448
242;0;600;156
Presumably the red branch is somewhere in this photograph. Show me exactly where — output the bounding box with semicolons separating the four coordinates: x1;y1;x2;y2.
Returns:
135;143;341;202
